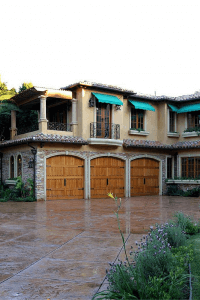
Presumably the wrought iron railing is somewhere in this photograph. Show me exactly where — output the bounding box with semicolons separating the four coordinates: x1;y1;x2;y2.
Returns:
90;123;120;139
48;122;72;132
17;123;39;135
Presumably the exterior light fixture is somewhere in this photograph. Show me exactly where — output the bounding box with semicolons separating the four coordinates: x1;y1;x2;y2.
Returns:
28;158;34;168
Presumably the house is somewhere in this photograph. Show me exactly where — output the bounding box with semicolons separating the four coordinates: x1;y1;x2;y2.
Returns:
1;81;200;200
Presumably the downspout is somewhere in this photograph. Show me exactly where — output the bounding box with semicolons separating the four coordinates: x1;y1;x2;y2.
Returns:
27;144;37;199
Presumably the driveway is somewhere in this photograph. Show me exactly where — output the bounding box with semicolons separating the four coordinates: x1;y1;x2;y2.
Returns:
0;196;200;299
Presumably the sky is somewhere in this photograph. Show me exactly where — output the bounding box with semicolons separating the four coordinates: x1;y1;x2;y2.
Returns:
1;0;200;96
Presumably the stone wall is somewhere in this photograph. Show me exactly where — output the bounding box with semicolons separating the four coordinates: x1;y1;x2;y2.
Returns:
2;149;34;184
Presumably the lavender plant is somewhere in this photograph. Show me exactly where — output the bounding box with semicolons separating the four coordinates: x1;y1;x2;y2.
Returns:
92;197;191;300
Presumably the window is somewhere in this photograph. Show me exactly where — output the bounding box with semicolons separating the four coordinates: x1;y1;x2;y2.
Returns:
187;112;200;129
10;156;14;179
169;111;176;132
167;157;172;179
17;155;22;177
181;157;200;178
131;108;144;130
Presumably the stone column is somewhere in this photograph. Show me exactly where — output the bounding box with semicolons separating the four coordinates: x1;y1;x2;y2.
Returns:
70;98;78;136
10;110;17;139
38;95;48;133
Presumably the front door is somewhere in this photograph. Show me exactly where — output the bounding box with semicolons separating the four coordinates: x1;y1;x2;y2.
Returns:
96;102;111;138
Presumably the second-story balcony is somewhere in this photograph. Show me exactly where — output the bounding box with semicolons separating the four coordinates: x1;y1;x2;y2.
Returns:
47;122;72;132
88;122;123;146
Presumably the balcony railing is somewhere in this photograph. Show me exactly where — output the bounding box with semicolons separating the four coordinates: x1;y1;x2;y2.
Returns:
48;122;72;132
17;123;39;135
90;123;120;139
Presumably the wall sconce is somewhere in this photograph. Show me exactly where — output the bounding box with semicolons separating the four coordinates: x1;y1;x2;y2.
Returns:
28;158;34;168
116;105;121;110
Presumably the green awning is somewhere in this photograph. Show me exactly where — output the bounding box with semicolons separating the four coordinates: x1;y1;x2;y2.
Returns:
178;103;200;114
92;92;123;105
129;100;155;111
168;104;179;112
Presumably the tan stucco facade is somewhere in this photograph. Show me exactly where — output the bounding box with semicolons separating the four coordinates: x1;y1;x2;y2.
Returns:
2;83;200;200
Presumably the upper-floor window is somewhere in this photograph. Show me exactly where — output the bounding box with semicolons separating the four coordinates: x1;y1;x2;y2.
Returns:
131;108;144;130
17;155;22;177
181;157;200;178
10;156;14;179
187;112;200;129
169;111;176;132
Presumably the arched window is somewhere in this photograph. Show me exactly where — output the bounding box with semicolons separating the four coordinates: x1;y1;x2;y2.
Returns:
17;155;22;177
10;156;14;179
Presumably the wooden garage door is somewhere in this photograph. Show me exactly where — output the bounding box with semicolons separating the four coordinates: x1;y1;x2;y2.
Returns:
91;157;125;198
46;156;84;200
131;158;159;196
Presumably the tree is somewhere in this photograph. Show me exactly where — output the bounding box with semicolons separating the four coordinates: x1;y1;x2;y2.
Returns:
19;82;33;93
0;76;16;100
17;82;38;132
0;100;21;141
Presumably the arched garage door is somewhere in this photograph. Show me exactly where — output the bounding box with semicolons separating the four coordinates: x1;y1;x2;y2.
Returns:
46;155;84;200
91;157;125;198
131;158;159;196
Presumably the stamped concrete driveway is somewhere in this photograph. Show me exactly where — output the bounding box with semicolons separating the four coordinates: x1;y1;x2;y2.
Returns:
0;196;200;300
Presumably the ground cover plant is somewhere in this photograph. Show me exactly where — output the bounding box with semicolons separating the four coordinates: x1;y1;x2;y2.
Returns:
0;177;36;202
93;196;200;299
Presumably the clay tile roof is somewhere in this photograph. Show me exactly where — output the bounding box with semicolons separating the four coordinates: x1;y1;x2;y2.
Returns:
0;133;88;148
172;140;200;149
63;81;135;94
123;139;200;149
123;139;173;149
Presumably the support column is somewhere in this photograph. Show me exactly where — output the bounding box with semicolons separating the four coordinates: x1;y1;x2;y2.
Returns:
70;98;78;136
38;95;48;133
10;110;17;139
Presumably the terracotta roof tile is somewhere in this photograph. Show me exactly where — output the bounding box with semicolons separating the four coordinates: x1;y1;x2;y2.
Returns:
123;139;172;149
0;133;88;148
123;139;200;149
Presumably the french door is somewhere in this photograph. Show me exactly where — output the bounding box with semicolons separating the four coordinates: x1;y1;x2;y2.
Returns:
96;102;111;138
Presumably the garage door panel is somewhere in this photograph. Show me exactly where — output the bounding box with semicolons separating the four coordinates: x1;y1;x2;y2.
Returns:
91;157;125;199
131;158;159;196
46;156;84;200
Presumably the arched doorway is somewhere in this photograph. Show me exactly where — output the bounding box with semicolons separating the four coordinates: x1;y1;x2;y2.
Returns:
131;158;159;196
46;155;84;200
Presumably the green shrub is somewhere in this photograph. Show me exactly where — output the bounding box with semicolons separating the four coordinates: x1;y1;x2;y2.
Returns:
13;196;36;202
167;184;183;196
0;198;8;202
174;212;199;235
183;188;200;197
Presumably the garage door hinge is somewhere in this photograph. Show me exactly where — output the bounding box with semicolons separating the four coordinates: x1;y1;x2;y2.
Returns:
46;189;52;191
46;165;51;167
78;188;84;190
78;165;84;168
